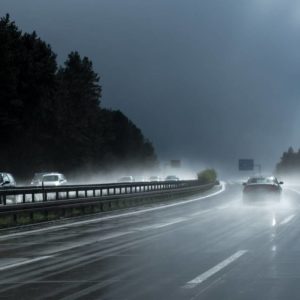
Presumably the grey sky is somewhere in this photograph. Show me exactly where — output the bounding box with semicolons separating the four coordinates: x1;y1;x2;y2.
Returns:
2;0;300;173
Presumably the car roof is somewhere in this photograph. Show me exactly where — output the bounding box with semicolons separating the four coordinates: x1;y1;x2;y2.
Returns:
247;176;277;184
0;172;13;176
42;173;63;176
248;176;276;180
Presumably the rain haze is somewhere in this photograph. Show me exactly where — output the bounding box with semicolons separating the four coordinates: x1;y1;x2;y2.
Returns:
4;3;300;299
2;0;300;175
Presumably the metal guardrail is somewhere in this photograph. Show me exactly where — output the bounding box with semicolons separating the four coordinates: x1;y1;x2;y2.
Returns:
0;180;217;227
0;180;207;206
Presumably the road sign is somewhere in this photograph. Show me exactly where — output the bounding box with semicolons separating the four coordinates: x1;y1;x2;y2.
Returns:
238;159;254;171
170;160;181;168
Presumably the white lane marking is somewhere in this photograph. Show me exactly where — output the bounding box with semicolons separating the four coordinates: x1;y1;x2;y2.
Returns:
184;250;248;289
0;183;226;241
0;256;52;271
138;218;187;230
280;214;295;225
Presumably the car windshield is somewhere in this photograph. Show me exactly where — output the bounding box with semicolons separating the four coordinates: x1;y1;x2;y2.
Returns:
248;177;276;184
43;175;59;182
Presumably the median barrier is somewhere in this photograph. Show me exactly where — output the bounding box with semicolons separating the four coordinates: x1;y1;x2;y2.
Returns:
0;180;219;228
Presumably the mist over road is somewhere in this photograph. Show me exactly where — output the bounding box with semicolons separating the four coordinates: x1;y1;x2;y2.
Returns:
0;183;299;299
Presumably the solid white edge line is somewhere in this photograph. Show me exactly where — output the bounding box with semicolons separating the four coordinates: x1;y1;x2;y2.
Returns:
280;214;295;225
0;256;52;271
0;183;226;241
287;188;300;195
184;250;248;289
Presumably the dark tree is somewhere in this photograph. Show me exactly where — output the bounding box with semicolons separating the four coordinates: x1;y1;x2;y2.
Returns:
0;15;157;180
106;110;157;167
53;52;102;171
0;14;57;175
276;146;300;175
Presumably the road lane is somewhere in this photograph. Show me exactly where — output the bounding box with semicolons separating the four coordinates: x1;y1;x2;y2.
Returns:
0;184;299;299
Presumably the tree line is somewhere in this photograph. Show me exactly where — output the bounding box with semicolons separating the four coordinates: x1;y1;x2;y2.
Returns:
0;14;157;179
276;147;300;175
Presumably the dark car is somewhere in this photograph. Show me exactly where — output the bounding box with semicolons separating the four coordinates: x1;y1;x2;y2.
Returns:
243;176;283;202
0;173;16;188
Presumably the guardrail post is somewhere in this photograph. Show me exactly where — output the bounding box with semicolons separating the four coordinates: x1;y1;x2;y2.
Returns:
1;194;6;205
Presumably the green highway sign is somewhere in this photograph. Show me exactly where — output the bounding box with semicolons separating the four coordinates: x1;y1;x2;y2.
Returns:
238;159;254;171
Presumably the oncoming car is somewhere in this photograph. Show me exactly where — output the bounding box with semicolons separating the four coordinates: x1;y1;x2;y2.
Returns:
0;173;16;188
243;176;283;202
41;173;67;186
118;176;135;183
165;175;179;181
149;176;161;182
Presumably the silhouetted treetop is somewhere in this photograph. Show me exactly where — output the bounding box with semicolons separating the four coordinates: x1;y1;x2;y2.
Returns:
276;147;300;175
0;15;157;179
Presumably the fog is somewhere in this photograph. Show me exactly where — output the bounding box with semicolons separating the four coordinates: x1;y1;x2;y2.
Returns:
66;163;199;185
2;0;300;173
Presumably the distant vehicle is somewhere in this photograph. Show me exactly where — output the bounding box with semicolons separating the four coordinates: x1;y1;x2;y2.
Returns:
149;176;161;182
243;176;283;202
165;175;179;181
41;173;67;186
118;176;135;183
0;173;16;188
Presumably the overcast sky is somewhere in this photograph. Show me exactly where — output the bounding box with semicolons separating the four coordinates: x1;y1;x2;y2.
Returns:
2;0;300;174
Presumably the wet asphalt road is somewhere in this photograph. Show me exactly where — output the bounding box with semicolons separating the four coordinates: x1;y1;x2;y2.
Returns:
0;183;300;299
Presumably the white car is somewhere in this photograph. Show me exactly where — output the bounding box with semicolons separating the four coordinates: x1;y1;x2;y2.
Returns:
0;173;16;188
149;176;161;182
41;173;67;186
165;175;179;181
118;176;135;183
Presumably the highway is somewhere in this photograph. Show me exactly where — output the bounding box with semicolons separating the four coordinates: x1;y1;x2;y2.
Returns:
0;182;299;299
